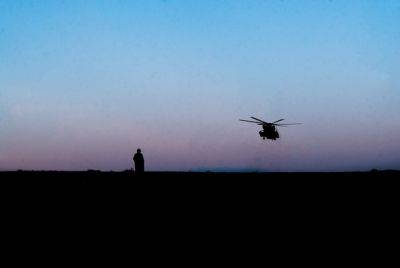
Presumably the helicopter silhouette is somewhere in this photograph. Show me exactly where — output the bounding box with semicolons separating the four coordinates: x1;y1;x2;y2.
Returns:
239;116;301;140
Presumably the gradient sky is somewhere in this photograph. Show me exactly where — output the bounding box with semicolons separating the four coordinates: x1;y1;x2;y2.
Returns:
1;0;399;171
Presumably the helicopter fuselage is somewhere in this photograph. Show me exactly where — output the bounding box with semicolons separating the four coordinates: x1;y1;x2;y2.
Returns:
259;124;279;140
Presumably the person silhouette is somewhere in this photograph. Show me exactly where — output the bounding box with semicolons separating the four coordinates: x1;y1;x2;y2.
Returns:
133;148;145;174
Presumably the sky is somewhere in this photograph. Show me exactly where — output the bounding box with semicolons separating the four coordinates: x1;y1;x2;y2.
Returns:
1;0;399;172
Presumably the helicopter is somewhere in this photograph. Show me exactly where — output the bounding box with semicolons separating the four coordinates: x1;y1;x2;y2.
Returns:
239;116;301;140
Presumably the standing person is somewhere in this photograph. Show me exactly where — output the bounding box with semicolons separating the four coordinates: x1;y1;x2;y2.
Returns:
133;148;145;174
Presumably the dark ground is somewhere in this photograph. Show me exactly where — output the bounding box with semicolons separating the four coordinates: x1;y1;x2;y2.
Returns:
1;170;398;200
1;170;398;260
2;170;398;230
2;170;398;216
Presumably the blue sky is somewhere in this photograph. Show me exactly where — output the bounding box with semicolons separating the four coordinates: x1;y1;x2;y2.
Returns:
1;0;399;171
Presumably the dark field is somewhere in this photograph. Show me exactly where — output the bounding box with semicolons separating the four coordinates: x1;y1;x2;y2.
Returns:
1;170;398;200
2;170;398;244
2;169;399;183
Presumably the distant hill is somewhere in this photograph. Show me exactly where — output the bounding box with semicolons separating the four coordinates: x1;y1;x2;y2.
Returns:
190;167;268;173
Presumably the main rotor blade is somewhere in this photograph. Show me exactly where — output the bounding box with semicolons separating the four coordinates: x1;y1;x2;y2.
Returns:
274;123;302;126
273;119;285;124
250;117;269;124
239;119;263;124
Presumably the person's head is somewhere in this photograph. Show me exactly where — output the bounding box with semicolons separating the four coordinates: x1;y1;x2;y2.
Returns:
137;148;141;153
